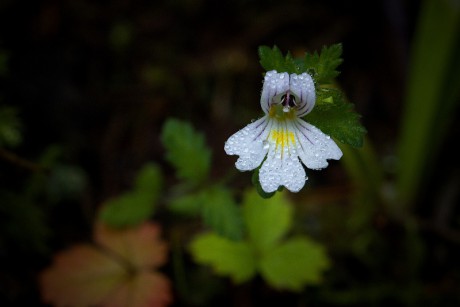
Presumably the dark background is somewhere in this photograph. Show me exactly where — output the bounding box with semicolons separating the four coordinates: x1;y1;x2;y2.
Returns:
1;0;460;306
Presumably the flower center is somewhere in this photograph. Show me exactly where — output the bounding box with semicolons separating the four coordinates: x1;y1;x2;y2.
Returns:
268;93;297;120
280;92;297;109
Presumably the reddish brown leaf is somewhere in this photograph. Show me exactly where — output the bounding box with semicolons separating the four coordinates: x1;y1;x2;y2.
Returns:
95;222;168;268
40;222;172;307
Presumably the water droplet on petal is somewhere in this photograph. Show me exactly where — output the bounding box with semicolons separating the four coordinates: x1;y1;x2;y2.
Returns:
263;140;270;150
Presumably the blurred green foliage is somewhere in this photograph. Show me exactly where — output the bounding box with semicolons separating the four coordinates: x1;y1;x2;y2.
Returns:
0;106;22;147
161;119;211;185
162;118;243;240
190;190;329;291
99;163;162;227
397;0;460;207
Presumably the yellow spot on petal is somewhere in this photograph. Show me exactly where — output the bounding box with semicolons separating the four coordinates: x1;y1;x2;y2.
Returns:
270;129;296;149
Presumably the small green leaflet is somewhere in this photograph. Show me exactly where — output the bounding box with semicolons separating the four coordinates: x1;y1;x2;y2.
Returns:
189;189;330;291
161;118;211;184
304;44;343;84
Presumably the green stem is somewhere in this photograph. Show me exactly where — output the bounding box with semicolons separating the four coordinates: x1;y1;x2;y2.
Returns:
396;0;460;207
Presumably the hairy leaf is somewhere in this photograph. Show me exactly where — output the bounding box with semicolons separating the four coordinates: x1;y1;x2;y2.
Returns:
258;44;343;83
304;44;343;84
306;88;366;148
258;46;302;74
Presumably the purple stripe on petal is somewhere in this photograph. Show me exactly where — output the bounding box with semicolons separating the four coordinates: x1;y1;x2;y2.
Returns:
293;120;313;145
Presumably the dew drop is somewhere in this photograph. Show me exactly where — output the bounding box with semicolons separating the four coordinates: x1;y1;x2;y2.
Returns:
263;140;270;150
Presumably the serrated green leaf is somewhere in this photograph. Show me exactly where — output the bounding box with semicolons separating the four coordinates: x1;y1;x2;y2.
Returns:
259;45;285;72
258;46;302;74
161;118;211;184
306;88;366;147
242;189;292;253
189;233;256;284
304;43;343;84
99;163;162;227
259;44;343;80
259;237;330;291
201;186;244;240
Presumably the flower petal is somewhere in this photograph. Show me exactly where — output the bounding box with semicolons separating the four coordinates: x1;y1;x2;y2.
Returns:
291;118;342;170
289;73;315;117
260;70;290;114
224;116;271;171
259;149;306;193
259;120;307;193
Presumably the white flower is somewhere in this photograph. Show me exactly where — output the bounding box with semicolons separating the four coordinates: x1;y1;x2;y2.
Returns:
224;70;342;193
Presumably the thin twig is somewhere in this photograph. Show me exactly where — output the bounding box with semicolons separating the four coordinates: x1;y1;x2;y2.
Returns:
0;147;46;172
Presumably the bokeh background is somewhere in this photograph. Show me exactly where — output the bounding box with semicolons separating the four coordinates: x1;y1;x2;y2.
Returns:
1;0;459;306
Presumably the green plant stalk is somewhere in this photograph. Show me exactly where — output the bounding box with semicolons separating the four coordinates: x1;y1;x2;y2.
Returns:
339;139;384;230
397;0;460;207
340;139;382;191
